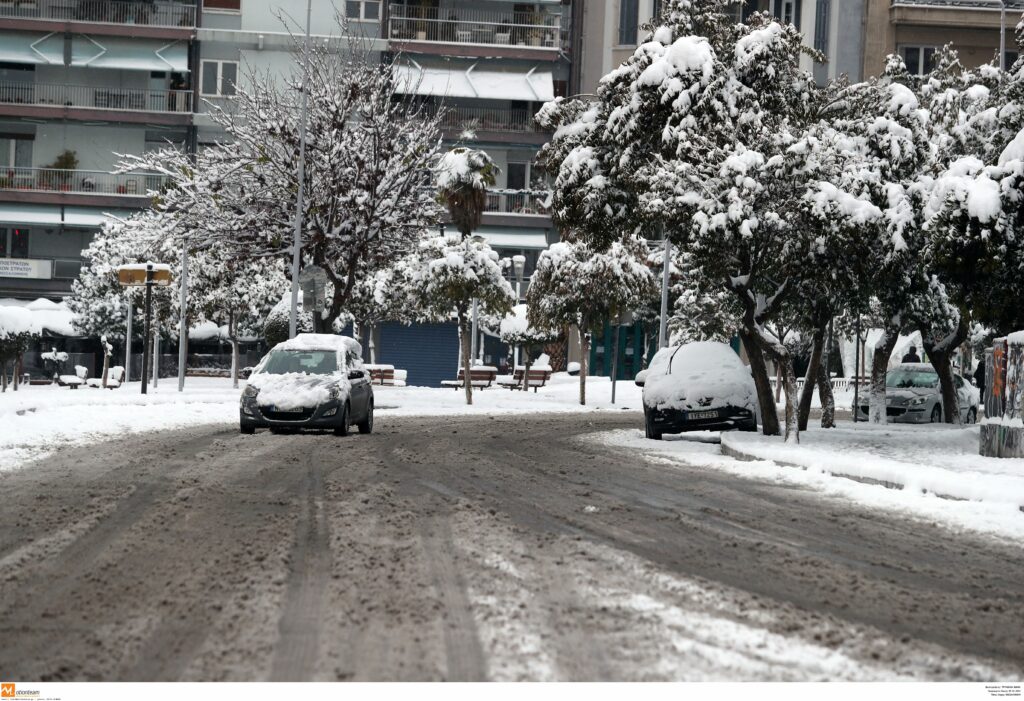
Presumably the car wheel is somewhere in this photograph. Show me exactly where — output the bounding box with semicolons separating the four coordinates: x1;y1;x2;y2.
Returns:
357;400;374;434
644;409;663;441
741;418;758;432
334;402;350;437
966;407;977;424
240;424;255;435
930;405;942;423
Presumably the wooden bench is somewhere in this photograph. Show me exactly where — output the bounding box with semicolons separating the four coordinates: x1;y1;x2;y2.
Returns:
441;367;498;389
496;367;553;392
365;364;408;387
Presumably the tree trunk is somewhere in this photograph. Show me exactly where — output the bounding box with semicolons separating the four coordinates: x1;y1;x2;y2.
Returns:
368;325;377;364
817;355;835;428
101;349;110;389
522;345;532;392
766;347;800;444
458;309;473;406
739;328;779;436
797;325;825;431
1;361;7;392
923;316;969;424
13;354;21;391
579;330;589;406
868;324;900;425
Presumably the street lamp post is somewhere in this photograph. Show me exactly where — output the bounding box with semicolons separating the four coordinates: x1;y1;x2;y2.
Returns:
124;291;133;384
177;237;188;392
658;226;671;349
289;0;313;339
512;255;525;368
1001;0;1007;71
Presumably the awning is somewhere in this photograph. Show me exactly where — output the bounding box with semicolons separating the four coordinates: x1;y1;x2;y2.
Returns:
0;32;188;71
395;62;554;102
72;36;189;72
475;227;549;250
0;31;63;65
0;204;132;227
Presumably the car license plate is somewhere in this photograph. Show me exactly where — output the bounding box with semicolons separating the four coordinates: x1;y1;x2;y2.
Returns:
688;410;718;420
272;406;303;413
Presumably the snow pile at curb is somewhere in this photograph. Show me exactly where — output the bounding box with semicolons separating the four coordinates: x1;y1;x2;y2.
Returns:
721;425;1024;509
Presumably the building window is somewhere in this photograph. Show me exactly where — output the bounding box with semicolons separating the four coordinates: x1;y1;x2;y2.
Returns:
203;0;241;11
345;0;380;20
200;60;238;97
813;0;829;54
773;0;799;28
901;46;937;76
0;136;32;169
618;0;639;45
1;228;30;259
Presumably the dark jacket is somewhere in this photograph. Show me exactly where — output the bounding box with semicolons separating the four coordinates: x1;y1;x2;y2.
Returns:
901;351;921;363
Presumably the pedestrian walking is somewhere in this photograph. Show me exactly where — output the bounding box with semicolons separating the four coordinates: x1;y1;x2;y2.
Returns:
974;359;986;402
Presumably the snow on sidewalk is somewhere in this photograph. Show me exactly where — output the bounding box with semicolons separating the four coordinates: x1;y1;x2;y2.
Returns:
0;373;641;471
592;429;1024;541
721;423;1024;508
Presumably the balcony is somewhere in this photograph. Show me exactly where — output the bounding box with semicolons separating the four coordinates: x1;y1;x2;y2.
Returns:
439;106;543;134
0;0;197;38
0;167;165;206
484;190;550;216
0;81;192;124
388;3;561;57
890;0;1024;27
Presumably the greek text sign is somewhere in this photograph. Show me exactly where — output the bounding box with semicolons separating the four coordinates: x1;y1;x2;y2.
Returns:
0;258;52;280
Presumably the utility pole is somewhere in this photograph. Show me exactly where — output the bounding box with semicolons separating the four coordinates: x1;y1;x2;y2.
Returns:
1000;0;1007;71
177;237;188;391
853;315;861;423
289;0;313;339
124;292;133;384
141;264;153;395
658;225;671;349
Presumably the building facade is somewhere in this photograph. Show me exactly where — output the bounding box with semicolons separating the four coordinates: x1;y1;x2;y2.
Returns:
0;0;197;300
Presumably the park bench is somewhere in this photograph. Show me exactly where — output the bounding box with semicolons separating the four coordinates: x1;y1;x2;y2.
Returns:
441;366;497;389
496;367;553;393
86;366;125;389
57;365;89;389
364;364;408;387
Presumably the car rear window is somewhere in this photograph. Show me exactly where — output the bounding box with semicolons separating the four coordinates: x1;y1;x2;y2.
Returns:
260;350;338;376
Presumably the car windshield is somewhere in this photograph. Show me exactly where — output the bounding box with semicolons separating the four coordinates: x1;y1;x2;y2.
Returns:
259;350;338;376
886;369;938;389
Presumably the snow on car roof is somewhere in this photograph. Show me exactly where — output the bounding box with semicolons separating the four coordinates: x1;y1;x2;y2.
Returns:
273;333;362;357
894;363;935;371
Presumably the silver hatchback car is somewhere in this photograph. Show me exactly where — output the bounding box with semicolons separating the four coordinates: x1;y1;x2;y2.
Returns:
855;363;979;424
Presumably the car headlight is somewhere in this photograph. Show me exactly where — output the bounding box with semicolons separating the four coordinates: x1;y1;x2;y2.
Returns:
328;386;342;400
909;396;928;406
242;385;258;399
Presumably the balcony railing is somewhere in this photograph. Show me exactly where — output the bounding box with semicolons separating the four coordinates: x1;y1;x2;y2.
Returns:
0;0;198;28
890;0;1024;7
0;167;166;197
0;81;192;114
485;190;551;216
388;4;560;48
438;106;544;134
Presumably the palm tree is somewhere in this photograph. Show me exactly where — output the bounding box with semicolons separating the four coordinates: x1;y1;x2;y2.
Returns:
436;147;500;403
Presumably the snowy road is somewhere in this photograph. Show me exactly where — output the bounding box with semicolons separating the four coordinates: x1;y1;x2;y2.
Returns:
0;413;1021;681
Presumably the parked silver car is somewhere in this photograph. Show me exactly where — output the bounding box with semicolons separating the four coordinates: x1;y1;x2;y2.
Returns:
854;363;979;424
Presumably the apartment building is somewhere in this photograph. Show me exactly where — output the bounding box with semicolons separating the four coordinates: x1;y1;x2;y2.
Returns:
0;0;196;300
864;0;1023;78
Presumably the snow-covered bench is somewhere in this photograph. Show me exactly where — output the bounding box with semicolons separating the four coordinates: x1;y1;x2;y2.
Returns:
58;365;89;389
496;366;553;392
86;366;125;389
441;366;498;389
365;364;408;387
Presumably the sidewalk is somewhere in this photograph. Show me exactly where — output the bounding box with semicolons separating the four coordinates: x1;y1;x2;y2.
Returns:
720;424;1024;511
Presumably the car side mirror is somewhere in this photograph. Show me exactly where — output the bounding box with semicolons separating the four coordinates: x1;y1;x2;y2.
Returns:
348;370;364;381
634;370;647;387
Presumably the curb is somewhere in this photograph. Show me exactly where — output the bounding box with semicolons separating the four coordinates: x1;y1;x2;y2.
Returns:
718;436;1024;514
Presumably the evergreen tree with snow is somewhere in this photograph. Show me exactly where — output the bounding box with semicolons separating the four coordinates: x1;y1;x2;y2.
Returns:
527;235;655;405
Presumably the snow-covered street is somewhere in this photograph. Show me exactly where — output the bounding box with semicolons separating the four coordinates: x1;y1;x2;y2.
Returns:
1;412;1021;682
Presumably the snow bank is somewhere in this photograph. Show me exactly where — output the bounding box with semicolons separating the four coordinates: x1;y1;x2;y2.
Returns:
722;424;1024;508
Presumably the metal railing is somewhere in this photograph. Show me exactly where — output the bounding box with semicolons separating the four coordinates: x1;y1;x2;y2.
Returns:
0;167;166;197
0;0;198;27
484;190;551;215
388;4;560;48
0;81;192;114
891;0;1024;8
437;106;544;134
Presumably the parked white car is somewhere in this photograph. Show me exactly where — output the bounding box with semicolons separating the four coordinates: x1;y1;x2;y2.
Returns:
635;341;758;440
854;363;980;424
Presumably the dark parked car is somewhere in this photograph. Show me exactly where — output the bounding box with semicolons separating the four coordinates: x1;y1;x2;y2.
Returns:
635;341;758;440
240;334;373;436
